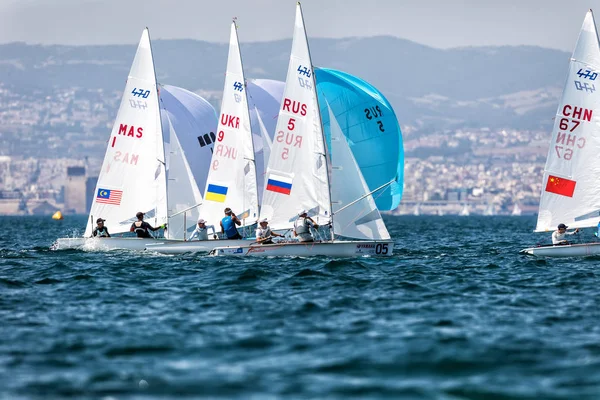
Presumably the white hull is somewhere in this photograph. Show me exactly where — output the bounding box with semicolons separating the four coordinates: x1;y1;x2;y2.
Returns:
209;240;393;257
54;237;169;251
145;239;255;254
520;242;600;257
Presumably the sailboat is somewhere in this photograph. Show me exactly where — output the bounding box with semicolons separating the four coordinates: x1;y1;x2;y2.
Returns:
521;10;600;257
511;203;522;216
145;20;260;254
54;28;216;251
459;204;470;216
413;203;421;216
210;3;397;257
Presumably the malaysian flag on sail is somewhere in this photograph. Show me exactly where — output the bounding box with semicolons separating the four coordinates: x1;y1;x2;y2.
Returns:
96;188;123;205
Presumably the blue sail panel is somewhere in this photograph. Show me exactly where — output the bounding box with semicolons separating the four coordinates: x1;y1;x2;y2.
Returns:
316;68;404;210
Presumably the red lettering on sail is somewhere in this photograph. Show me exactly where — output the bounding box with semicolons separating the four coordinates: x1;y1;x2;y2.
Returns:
114;151;140;165
276;131;303;148
220;114;240;129
117;124;143;139
281;98;307;116
214;143;237;159
562;105;593;122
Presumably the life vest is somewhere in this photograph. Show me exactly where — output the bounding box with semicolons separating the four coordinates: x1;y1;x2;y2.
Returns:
221;216;239;238
133;221;152;238
97;227;109;237
294;218;310;235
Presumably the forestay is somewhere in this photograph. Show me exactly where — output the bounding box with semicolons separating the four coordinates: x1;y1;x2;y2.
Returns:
328;105;390;240
536;10;600;231
316;68;404;211
85;29;167;236
199;22;258;229
259;3;331;231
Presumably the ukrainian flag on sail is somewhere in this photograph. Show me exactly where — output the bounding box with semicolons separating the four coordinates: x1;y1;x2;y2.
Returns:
205;184;228;202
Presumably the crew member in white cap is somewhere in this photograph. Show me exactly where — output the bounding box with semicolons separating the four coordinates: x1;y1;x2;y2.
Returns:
256;218;283;244
188;218;216;241
294;209;319;242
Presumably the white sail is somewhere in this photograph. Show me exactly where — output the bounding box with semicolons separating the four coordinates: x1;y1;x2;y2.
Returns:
259;3;331;230
329;106;390;240
247;79;285;198
536;10;600;231
199;21;258;229
163;114;203;240
85;28;167;236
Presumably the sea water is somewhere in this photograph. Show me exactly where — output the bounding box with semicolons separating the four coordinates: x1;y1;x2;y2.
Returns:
1;215;600;399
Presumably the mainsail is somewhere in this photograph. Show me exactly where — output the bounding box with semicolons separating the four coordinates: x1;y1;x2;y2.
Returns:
316;68;404;211
85;28;167;236
535;10;600;231
199;21;258;230
328;104;390;240
247;79;285;200
259;3;331;230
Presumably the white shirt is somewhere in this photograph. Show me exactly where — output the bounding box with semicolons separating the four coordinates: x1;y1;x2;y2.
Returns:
294;217;315;242
188;224;215;241
256;226;272;240
552;229;577;244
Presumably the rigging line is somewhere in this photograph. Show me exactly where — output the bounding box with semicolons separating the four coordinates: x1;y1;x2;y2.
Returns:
332;178;396;216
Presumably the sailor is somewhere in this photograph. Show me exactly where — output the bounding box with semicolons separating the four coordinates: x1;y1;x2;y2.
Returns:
220;207;242;239
294;209;319;242
188;218;216;241
552;223;579;245
130;211;165;238
255;218;283;244
92;218;111;238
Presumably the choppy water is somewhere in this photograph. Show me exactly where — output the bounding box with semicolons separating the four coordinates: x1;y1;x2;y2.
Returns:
1;215;600;399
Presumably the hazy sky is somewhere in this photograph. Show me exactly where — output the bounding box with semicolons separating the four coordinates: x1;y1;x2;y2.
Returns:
0;0;596;50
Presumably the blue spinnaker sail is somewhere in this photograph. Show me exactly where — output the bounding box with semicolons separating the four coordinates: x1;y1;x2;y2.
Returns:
315;68;404;211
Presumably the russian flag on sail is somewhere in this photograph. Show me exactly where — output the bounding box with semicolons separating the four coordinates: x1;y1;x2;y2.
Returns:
266;174;293;195
205;184;228;203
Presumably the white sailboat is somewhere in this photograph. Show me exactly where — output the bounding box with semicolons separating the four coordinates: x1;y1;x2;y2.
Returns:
413;203;421;216
511;203;522;216
459;203;470;216
521;10;600;257
145;20;259;254
210;3;395;257
54;28;216;251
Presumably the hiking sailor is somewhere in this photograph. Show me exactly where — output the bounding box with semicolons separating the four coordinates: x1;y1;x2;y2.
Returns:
92;218;111;238
220;207;242;239
130;211;165;238
256;218;283;244
188;218;216;241
294;209;319;242
552;223;579;245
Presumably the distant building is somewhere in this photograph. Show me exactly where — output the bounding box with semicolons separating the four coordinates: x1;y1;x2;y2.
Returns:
86;176;98;213
64;166;86;214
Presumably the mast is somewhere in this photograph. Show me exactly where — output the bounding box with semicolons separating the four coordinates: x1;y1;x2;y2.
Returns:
235;18;259;226
297;2;335;240
147;27;168;229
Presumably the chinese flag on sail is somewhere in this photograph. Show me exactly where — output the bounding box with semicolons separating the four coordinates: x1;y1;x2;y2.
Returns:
545;175;576;197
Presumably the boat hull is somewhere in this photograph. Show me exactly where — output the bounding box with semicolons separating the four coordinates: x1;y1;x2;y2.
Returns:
520;242;600;257
145;239;256;254
209;240;394;257
54;237;169;251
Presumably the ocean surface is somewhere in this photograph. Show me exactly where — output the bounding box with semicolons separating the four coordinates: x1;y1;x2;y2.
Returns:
1;215;600;399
